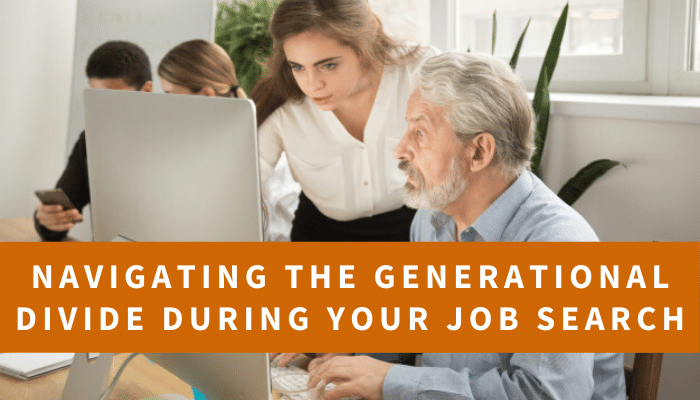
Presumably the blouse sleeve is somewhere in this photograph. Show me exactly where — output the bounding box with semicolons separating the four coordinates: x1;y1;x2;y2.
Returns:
258;113;285;184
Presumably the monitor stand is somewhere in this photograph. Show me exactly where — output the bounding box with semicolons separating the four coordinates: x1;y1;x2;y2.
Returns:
61;353;113;400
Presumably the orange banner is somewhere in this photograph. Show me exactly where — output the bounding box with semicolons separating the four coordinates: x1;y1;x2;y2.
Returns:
0;242;697;353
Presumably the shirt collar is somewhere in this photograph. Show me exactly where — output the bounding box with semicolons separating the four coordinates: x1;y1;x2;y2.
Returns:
427;171;534;242
470;171;533;241
429;210;457;241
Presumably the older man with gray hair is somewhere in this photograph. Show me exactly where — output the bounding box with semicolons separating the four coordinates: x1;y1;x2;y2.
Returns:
400;51;596;242
306;52;625;400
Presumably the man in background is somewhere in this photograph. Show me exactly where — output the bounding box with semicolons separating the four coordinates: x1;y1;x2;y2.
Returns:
34;41;153;241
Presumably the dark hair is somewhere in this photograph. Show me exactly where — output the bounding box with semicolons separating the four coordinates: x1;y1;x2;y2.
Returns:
158;39;245;98
86;41;152;89
252;0;418;126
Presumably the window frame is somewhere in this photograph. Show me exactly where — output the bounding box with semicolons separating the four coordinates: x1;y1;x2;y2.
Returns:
428;0;700;96
668;0;700;95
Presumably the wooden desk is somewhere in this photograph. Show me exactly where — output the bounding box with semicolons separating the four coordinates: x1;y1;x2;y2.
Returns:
0;353;193;400
0;217;76;242
0;217;41;241
0;223;192;397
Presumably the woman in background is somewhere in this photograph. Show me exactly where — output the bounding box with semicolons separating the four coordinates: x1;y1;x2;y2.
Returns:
158;39;300;240
252;0;437;241
158;39;247;98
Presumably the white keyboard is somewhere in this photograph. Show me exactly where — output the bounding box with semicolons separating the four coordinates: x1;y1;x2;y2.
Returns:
270;364;307;379
271;365;361;399
272;372;310;394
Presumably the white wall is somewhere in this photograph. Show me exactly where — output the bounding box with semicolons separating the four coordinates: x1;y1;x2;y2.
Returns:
541;94;700;242
0;0;77;220
541;94;700;399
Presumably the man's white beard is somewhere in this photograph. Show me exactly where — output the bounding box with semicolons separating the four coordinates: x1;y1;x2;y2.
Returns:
400;155;468;210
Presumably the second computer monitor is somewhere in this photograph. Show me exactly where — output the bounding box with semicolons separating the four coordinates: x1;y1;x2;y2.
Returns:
84;89;263;242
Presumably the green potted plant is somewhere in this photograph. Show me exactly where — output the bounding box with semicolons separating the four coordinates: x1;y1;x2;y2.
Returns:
498;4;622;205
215;0;279;94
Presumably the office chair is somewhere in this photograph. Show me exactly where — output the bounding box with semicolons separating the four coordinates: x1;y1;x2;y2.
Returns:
625;353;663;400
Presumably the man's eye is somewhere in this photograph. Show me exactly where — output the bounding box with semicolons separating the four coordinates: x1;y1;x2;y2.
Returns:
290;64;303;72
323;63;337;70
417;130;425;137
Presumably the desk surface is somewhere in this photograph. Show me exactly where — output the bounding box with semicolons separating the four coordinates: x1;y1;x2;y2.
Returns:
0;353;193;400
0;221;193;398
0;216;76;242
0;217;41;241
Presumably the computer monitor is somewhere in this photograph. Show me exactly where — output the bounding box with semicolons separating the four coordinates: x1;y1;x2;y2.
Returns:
83;89;264;242
145;353;271;400
59;353;271;400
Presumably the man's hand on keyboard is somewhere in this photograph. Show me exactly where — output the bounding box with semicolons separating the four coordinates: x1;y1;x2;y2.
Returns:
307;353;349;371
308;355;392;400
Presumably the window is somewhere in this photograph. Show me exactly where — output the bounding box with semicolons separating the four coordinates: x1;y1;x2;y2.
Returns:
690;0;699;72
445;0;649;92
424;0;700;96
668;0;700;95
459;0;624;57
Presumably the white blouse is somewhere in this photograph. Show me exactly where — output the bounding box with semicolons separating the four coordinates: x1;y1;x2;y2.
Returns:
259;46;438;222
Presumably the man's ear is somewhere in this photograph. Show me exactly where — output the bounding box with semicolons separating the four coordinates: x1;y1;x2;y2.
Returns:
198;86;217;97
140;81;154;93
469;132;495;172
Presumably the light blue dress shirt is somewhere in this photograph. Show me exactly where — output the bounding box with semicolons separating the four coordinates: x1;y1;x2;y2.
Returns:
410;171;599;242
379;171;624;399
382;353;625;400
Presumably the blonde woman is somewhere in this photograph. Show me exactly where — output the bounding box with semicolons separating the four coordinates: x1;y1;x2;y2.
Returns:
158;39;247;98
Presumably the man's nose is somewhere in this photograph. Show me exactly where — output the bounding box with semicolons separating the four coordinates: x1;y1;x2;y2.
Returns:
394;132;412;161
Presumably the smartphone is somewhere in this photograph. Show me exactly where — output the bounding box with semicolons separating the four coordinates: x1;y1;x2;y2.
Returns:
35;188;76;210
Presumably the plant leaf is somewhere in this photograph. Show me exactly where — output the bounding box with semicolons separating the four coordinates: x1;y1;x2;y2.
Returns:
510;18;531;70
530;68;549;177
492;10;497;55
557;159;622;206
215;0;280;94
533;3;568;112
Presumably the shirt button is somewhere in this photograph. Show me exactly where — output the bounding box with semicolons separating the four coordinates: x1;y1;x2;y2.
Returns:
364;181;369;186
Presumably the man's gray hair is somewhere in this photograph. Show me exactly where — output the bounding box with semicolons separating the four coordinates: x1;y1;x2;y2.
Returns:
414;52;535;180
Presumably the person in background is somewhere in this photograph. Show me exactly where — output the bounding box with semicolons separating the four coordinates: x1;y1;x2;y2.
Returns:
157;39;247;99
158;39;299;241
252;0;438;241
34;41;153;241
302;52;625;400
